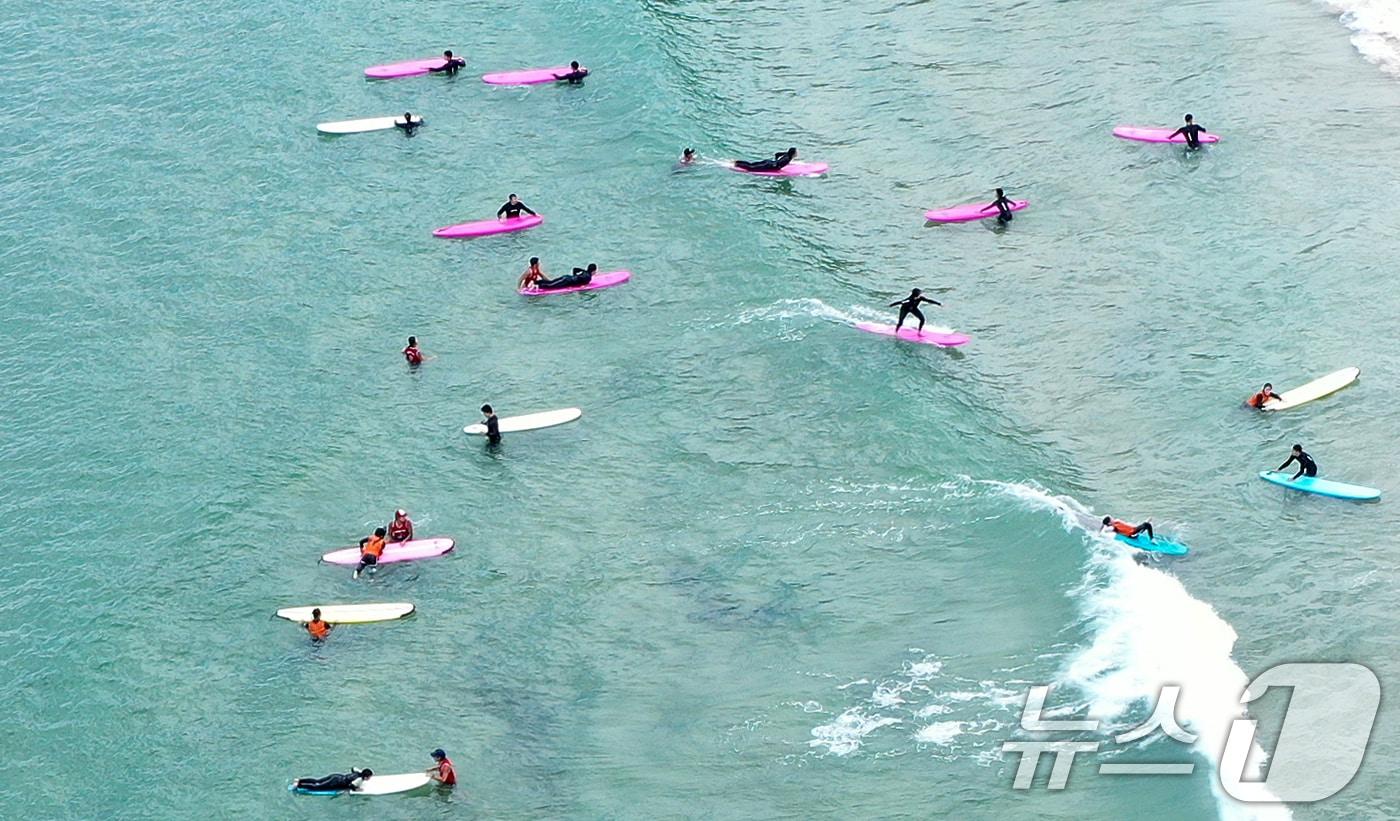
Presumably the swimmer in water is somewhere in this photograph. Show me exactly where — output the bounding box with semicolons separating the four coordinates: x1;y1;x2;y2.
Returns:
428;50;465;75
402;336;430;366
555;61;589;84
1168;114;1208;150
981;188;1016;224
1277;444;1317;481
1247;382;1282;409
889;288;942;332
304;608;332;642
734;147;796;173
480;404;501;444
519;257;547;289
680;148;696;165
394;111;421;134
497;194;537;221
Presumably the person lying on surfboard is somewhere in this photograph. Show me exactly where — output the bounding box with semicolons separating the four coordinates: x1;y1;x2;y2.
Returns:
295;768;372;793
519;257;547;289
479;405;502;444
387;509;414;543
1278;444;1318;481
1102;516;1154;541
497;194;537;221
394;111;421;135
734;147;797;173
427;50;465;75
889;289;942;332
555;61;589;84
1247;382;1282;409
981;188;1016;224
534;263;596;291
353;528;387;579
1168;114;1208;150
304;608;333;642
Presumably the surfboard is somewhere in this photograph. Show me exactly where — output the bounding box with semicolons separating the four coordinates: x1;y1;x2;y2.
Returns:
365;58;455;79
1112;126;1220;144
1262;367;1360;411
854;321;969;348
275;603;416;624
316;116;422;135
320;538;456;566
464;407;582;435
482;66;575;85
433;214;542;239
291;772;432;796
1114;532;1190;556
520;271;631;296
924;200;1028;223
726;161;829;177
1258;471;1380;501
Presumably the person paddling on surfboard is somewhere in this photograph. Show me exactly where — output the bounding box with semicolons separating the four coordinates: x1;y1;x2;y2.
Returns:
480;404;502;444
387;509;414;543
981;188;1016;224
1247;382;1283;409
555;61;589;84
394;111;421;135
889;289;942;332
1278;444;1318;481
428;50;465;75
295;768;372;793
427;749;457;786
304;608;333;642
1168;114;1208;150
1102;516;1154;541
734;147;797;173
497;194;537;221
535;263;596;291
353;527;387;579
519;257;547;289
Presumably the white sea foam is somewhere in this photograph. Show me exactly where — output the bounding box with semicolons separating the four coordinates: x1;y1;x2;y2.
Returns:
914;721;965;745
735;298;954;334
1324;0;1400;76
809;709;902;756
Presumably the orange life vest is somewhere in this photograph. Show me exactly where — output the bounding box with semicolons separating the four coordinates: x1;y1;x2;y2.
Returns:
307;619;329;639
1110;519;1136;536
361;535;386;558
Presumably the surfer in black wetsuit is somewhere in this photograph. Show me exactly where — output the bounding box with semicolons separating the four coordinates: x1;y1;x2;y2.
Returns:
889;288;942;331
394;112;421;135
480;404;501;444
680;148;696;165
536;263;596;290
428;50;465;75
734;147;797;172
555;61;589;84
981;188;1016;224
497;194;537;221
295;768;372;793
1278;444;1318;481
1168;114;1207;150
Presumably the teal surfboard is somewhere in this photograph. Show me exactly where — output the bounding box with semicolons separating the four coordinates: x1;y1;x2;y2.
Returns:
1114;533;1189;556
1258;471;1381;501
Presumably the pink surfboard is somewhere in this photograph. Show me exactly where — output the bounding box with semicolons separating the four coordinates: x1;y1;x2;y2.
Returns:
855;321;969;347
482;66;575;86
1112;125;1220;144
727;161;829;178
923;199;1028;224
365;58;456;79
321;537;456;566
520;270;631;296
433;214;542;239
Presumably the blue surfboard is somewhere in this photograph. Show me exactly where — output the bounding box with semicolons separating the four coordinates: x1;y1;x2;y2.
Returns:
1114;533;1189;556
1258;471;1380;501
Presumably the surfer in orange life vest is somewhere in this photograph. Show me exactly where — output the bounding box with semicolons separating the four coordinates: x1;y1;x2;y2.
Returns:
428;49;465;75
353;527;387;579
1169;114;1208;150
734;147;797;172
387;509;414;543
427;749;457;786
889;289;942;332
1278;444;1318;481
982;188;1016;224
304;608;332;642
1101;516;1154;541
555;61;589;84
1247;382;1282;409
519;257;546;289
497;194;537;221
479;404;502;445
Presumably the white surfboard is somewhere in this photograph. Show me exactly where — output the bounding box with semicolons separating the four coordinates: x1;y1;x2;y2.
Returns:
275;603;415;624
316;116;423;135
464;407;582;435
354;772;432;795
1263;367;1360;411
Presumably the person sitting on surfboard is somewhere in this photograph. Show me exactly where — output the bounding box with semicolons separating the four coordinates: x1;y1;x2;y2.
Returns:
1102;516;1154;541
1168;114;1208;150
403;336;426;366
387;509;414;543
1278;444;1318;481
295;768;372;793
1247;382;1283;409
497;194;537;221
734;147;797;173
428;50;465;75
519;257;547;289
555;61;589;84
304;608;332;642
480;404;502;444
427;749;457;786
394;111;421;135
981;188;1016;224
353;527;387;579
534;263;596;291
889;289;942;332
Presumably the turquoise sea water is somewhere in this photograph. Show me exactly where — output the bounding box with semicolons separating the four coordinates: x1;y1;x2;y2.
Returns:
4;0;1400;818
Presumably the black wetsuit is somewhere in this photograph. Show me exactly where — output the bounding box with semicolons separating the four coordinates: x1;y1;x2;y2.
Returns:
734;151;795;172
556;68;589;84
429;58;465;75
484;415;501;444
1278;451;1318;480
537;268;594;290
1169;123;1207;149
296;771;366;792
497;201;537;219
889;294;941;330
394;117;421;135
989;196;1015;223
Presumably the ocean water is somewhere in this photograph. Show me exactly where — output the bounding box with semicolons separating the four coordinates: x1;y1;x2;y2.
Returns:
3;0;1399;818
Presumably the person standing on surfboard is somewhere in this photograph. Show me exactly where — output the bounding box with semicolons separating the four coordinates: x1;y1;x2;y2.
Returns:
480;404;502;444
1102;516;1154;541
427;749;457;786
1278;444;1318;481
1247;383;1283;409
304;608;332;642
981;188;1016;224
734;147;797;173
428;50;465;75
555;61;589;84
519;257;547;289
497;194;537;221
889;289;942;332
387;510;414;543
1168;114;1208;150
353;528;387;579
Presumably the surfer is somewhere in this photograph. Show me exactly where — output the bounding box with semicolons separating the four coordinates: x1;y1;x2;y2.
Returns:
394;112;421;135
1168;114;1208;150
387;509;414;543
1247;382;1283;409
680;148;696;165
295;768;372;793
889;289;942;332
734;147;797;173
1278;444;1318;480
555;61;589;84
981;188;1016;224
427;749;457;786
519;257;547;289
428;50;465;75
534;263;596;291
498;194;537;221
304;608;332;642
1102;516;1154;541
480;404;502;444
403;336;427;366
353;527;387;579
